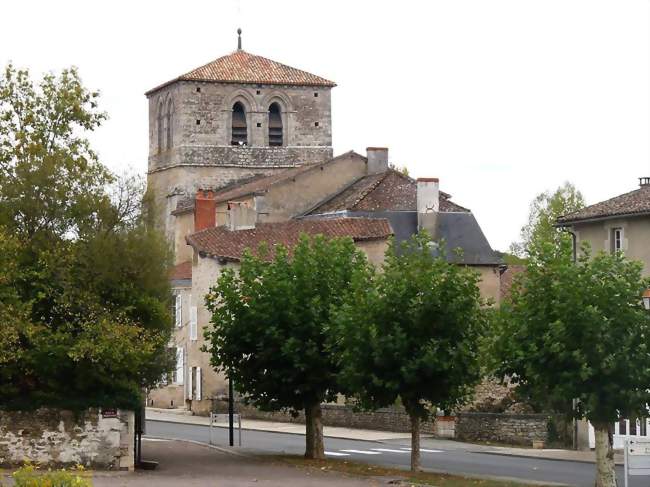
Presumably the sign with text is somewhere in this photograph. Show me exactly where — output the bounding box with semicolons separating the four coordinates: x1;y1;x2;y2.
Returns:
101;408;118;419
625;438;650;487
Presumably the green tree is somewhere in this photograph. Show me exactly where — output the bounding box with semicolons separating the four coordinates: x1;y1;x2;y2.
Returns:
490;240;650;487
510;182;584;258
331;233;486;471
205;235;371;459
0;64;173;411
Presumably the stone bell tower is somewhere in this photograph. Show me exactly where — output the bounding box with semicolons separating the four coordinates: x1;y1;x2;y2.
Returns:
145;29;335;238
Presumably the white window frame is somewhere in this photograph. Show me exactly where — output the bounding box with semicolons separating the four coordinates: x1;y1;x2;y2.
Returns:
612;227;623;253
174;294;182;328
175;347;184;385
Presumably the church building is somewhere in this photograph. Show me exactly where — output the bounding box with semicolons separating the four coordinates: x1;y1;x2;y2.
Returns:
146;32;501;414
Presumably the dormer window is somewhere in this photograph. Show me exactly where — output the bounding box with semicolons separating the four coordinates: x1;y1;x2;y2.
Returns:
268;102;283;147
231;102;248;146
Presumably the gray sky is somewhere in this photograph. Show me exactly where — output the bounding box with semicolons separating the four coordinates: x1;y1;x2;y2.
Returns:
1;0;648;251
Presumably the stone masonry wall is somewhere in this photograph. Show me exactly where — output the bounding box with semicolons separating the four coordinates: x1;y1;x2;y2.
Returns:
455;412;549;446
0;408;134;470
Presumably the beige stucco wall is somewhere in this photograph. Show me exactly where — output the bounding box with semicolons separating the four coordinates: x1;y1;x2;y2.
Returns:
356;239;389;267
475;265;501;306
173;212;195;263
571;216;650;276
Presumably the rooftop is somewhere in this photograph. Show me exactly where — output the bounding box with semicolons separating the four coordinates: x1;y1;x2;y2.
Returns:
146;49;336;95
186;217;392;262
557;179;650;224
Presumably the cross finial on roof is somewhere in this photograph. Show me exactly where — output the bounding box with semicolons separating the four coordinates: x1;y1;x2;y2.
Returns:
237;28;242;50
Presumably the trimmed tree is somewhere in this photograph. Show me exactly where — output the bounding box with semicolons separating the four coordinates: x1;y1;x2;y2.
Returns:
330;233;486;471
204;235;371;459
491;240;650;487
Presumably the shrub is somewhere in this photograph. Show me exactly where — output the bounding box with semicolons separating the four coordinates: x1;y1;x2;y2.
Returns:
10;464;92;487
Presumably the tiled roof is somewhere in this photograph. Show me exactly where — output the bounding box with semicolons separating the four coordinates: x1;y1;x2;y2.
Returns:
308;170;470;214
500;265;525;301
170;261;192;281
186;218;392;262
212;151;364;204
557;184;650;224
146;50;335;95
172;197;195;216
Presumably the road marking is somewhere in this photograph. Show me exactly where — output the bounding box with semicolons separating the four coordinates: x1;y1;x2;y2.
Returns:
371;448;410;453
142;437;171;442
340;449;382;455
399;447;443;453
325;451;350;457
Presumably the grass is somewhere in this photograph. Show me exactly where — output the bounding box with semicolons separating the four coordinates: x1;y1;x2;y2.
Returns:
273;455;557;487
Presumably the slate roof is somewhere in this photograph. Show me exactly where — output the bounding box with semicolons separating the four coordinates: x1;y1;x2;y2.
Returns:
308;170;470;214
557;183;650;224
211;151;365;204
186;217;392;261
146;50;335;95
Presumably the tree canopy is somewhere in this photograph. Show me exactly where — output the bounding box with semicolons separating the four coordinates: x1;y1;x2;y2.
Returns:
205;235;371;459
509;182;584;258
491;240;650;486
331;233;486;470
0;64;173;411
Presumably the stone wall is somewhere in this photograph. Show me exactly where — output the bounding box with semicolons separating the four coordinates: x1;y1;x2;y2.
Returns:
0;408;134;470
455;412;549;446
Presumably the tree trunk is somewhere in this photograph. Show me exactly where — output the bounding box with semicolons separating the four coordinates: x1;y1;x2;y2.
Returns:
304;402;325;459
410;412;421;472
593;422;617;487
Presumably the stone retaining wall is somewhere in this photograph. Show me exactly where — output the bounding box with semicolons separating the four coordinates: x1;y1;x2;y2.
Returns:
455;412;549;446
0;408;134;470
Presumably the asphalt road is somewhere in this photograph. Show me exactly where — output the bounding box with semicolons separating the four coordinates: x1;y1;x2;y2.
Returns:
145;420;637;486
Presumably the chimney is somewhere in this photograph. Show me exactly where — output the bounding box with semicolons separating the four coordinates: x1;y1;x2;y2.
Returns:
366;147;388;175
227;201;257;231
416;178;439;237
639;177;650;187
194;190;216;231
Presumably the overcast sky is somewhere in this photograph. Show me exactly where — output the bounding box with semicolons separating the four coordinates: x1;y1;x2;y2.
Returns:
1;0;648;251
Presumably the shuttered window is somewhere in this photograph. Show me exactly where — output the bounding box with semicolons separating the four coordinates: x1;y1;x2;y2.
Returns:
190;306;198;341
175;347;184;385
174;294;182;328
268;102;283;147
196;367;202;401
231;102;247;145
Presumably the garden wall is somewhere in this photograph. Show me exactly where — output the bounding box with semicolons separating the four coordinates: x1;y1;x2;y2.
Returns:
0;408;134;470
455;412;549;445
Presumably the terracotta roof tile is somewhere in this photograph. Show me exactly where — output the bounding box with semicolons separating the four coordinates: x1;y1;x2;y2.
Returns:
309;170;470;214
170;261;192;281
558;184;650;224
147;50;335;95
186;218;392;262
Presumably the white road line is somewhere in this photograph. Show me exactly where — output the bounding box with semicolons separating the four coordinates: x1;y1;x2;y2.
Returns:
340;449;382;455
371;448;409;453
325;451;350;456
142;438;170;442
399;447;443;453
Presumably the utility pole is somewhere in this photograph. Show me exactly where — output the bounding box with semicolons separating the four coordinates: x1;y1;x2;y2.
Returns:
228;374;234;446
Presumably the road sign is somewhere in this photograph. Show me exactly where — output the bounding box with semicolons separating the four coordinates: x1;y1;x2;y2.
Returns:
625;438;650;487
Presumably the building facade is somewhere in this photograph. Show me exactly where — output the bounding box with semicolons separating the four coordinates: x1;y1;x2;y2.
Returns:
147;37;503;414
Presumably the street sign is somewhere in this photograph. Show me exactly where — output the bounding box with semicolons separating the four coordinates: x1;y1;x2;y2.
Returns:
625;438;650;487
101;408;118;418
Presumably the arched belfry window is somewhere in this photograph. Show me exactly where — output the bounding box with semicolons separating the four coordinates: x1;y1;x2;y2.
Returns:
166;99;174;149
157;102;164;152
268;103;283;147
231;102;247;146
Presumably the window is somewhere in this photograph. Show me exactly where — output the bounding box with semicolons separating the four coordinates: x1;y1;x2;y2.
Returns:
314;121;319;127
166;99;174;149
611;228;623;253
189;366;202;400
157;102;164;152
173;294;182;328
173;347;184;385
314;92;319;97
231;102;248;145
190;306;198;341
196;87;201;93
268;102;283;147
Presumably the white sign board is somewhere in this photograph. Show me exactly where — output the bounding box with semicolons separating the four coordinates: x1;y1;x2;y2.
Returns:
625;438;650;487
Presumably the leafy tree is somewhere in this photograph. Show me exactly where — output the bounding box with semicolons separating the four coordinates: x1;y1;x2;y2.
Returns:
331;233;486;471
510;182;584;258
205;235;371;459
490;240;650;487
0;64;173;411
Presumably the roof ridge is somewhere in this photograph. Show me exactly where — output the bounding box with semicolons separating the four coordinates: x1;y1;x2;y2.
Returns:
349;171;391;210
558;185;649;222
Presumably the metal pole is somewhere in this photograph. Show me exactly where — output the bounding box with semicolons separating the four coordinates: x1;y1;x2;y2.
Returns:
229;375;234;447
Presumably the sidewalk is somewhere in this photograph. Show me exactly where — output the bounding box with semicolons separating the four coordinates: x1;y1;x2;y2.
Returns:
147;407;620;465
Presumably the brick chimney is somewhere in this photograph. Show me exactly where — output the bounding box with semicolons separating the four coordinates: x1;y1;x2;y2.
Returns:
416;178;439;237
194;190;216;231
227;201;257;231
366;147;388;175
